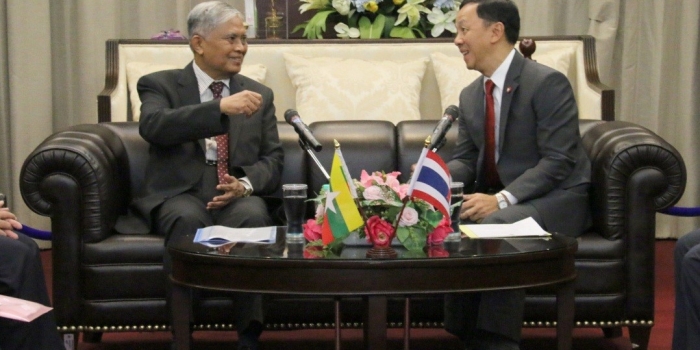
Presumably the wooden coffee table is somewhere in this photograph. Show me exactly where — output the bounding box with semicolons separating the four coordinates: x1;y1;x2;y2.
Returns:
168;228;577;350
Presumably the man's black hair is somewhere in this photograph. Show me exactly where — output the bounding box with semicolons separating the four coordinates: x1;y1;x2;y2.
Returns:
459;0;520;44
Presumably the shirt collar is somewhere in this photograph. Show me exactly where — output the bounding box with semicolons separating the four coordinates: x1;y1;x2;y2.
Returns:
483;49;516;92
192;61;230;96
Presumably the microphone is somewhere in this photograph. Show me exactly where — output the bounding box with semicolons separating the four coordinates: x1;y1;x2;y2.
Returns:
428;105;459;151
284;109;322;152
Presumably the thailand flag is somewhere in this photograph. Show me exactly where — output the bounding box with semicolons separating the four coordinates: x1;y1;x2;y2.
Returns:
407;148;451;218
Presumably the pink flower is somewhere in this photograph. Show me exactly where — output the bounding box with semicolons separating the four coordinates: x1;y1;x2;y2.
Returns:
397;183;410;199
428;245;450;258
303;245;324;259
363;186;384;200
360;170;380;187
364;215;395;248
397;207;419;227
315;204;325;220
427;217;452;245
384;172;401;192
303;219;323;242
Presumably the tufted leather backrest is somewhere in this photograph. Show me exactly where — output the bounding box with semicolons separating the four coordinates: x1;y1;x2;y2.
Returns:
307;121;397;197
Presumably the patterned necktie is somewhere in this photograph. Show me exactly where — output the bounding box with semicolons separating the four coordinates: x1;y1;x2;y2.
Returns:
484;79;502;189
210;81;228;184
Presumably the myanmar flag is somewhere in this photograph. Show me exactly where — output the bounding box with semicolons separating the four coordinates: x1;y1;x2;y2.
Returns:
321;149;363;245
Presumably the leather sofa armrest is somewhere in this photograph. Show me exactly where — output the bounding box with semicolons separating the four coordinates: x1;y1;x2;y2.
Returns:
582;121;686;240
20;124;131;244
581;120;686;320
20;123;132;325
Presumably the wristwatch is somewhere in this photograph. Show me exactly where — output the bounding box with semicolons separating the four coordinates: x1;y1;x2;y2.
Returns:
241;183;253;197
495;193;508;209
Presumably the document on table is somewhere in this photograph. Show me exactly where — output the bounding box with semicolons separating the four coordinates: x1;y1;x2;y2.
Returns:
0;294;53;322
460;217;551;239
194;226;277;247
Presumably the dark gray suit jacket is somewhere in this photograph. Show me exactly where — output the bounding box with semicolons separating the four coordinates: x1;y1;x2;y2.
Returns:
448;51;591;236
117;62;284;234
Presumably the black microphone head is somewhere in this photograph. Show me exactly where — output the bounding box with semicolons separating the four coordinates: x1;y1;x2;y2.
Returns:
284;109;298;124
444;105;459;121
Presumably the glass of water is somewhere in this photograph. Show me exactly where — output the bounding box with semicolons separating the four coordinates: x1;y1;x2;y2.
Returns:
283;184;307;243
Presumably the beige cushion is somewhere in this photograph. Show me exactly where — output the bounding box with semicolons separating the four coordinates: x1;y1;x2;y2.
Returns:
283;52;428;124
531;46;576;78
430;47;576;112
125;62;267;120
430;52;483;112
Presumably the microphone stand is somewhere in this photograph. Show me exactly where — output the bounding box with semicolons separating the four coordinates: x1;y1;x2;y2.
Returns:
430;138;447;152
298;139;330;180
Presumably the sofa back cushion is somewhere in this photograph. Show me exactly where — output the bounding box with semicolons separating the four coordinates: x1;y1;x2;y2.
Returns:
283;52;428;124
106;38;608;123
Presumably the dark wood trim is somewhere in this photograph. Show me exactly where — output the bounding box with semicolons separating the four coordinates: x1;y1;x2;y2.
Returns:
580;35;615;121
98;35;614;122
97;40;119;123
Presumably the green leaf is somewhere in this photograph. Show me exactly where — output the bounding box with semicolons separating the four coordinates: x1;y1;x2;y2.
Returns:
412;27;427;38
390;26;416;39
302;10;334;39
424;209;444;227
383;15;396;37
292;22;309;34
359;14;386;39
397;226;428;251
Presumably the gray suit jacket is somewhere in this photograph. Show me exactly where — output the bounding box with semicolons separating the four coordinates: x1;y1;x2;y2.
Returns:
448;51;591;236
117;62;284;234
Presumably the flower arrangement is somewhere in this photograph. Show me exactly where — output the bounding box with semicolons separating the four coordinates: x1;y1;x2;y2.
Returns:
303;170;452;252
295;0;460;39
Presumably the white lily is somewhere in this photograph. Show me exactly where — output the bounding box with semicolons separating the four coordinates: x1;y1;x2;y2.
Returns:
332;0;352;15
427;7;456;37
334;22;361;38
395;0;431;28
299;0;330;14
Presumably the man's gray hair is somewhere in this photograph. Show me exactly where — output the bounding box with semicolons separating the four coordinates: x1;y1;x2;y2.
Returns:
187;1;244;38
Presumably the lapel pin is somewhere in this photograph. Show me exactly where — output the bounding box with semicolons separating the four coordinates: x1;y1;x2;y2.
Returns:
506;86;512;93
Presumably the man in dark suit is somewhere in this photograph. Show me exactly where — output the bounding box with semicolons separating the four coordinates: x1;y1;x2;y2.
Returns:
673;228;700;350
117;2;284;349
0;198;64;350
445;1;591;349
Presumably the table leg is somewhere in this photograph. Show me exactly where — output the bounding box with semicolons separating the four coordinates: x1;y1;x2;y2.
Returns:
335;298;342;350
556;279;575;350
171;281;192;350
403;297;410;350
363;295;387;350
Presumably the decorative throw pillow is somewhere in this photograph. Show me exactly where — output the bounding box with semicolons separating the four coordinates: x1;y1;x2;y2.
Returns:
530;47;576;78
430;47;576;112
283;52;428;124
125;62;267;120
429;52;483;112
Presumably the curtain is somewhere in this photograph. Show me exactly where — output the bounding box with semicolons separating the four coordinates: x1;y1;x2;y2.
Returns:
0;0;697;237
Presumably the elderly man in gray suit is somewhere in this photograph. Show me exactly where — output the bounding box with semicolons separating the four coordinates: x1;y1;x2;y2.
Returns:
116;2;283;349
445;0;591;349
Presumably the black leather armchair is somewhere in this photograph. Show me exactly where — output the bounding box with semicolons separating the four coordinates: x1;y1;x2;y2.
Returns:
20;119;685;349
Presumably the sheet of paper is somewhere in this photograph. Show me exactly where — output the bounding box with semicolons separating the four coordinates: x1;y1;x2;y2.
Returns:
0;295;53;322
460;217;551;239
194;226;277;247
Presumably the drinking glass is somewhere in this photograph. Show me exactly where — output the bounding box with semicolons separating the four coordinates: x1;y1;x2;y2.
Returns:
445;182;464;242
283;184;307;243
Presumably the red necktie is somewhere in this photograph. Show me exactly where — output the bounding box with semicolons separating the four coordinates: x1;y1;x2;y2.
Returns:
210;81;228;185
484;79;502;189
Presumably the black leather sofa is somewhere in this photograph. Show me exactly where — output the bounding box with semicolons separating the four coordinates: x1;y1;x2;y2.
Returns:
19;119;685;349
